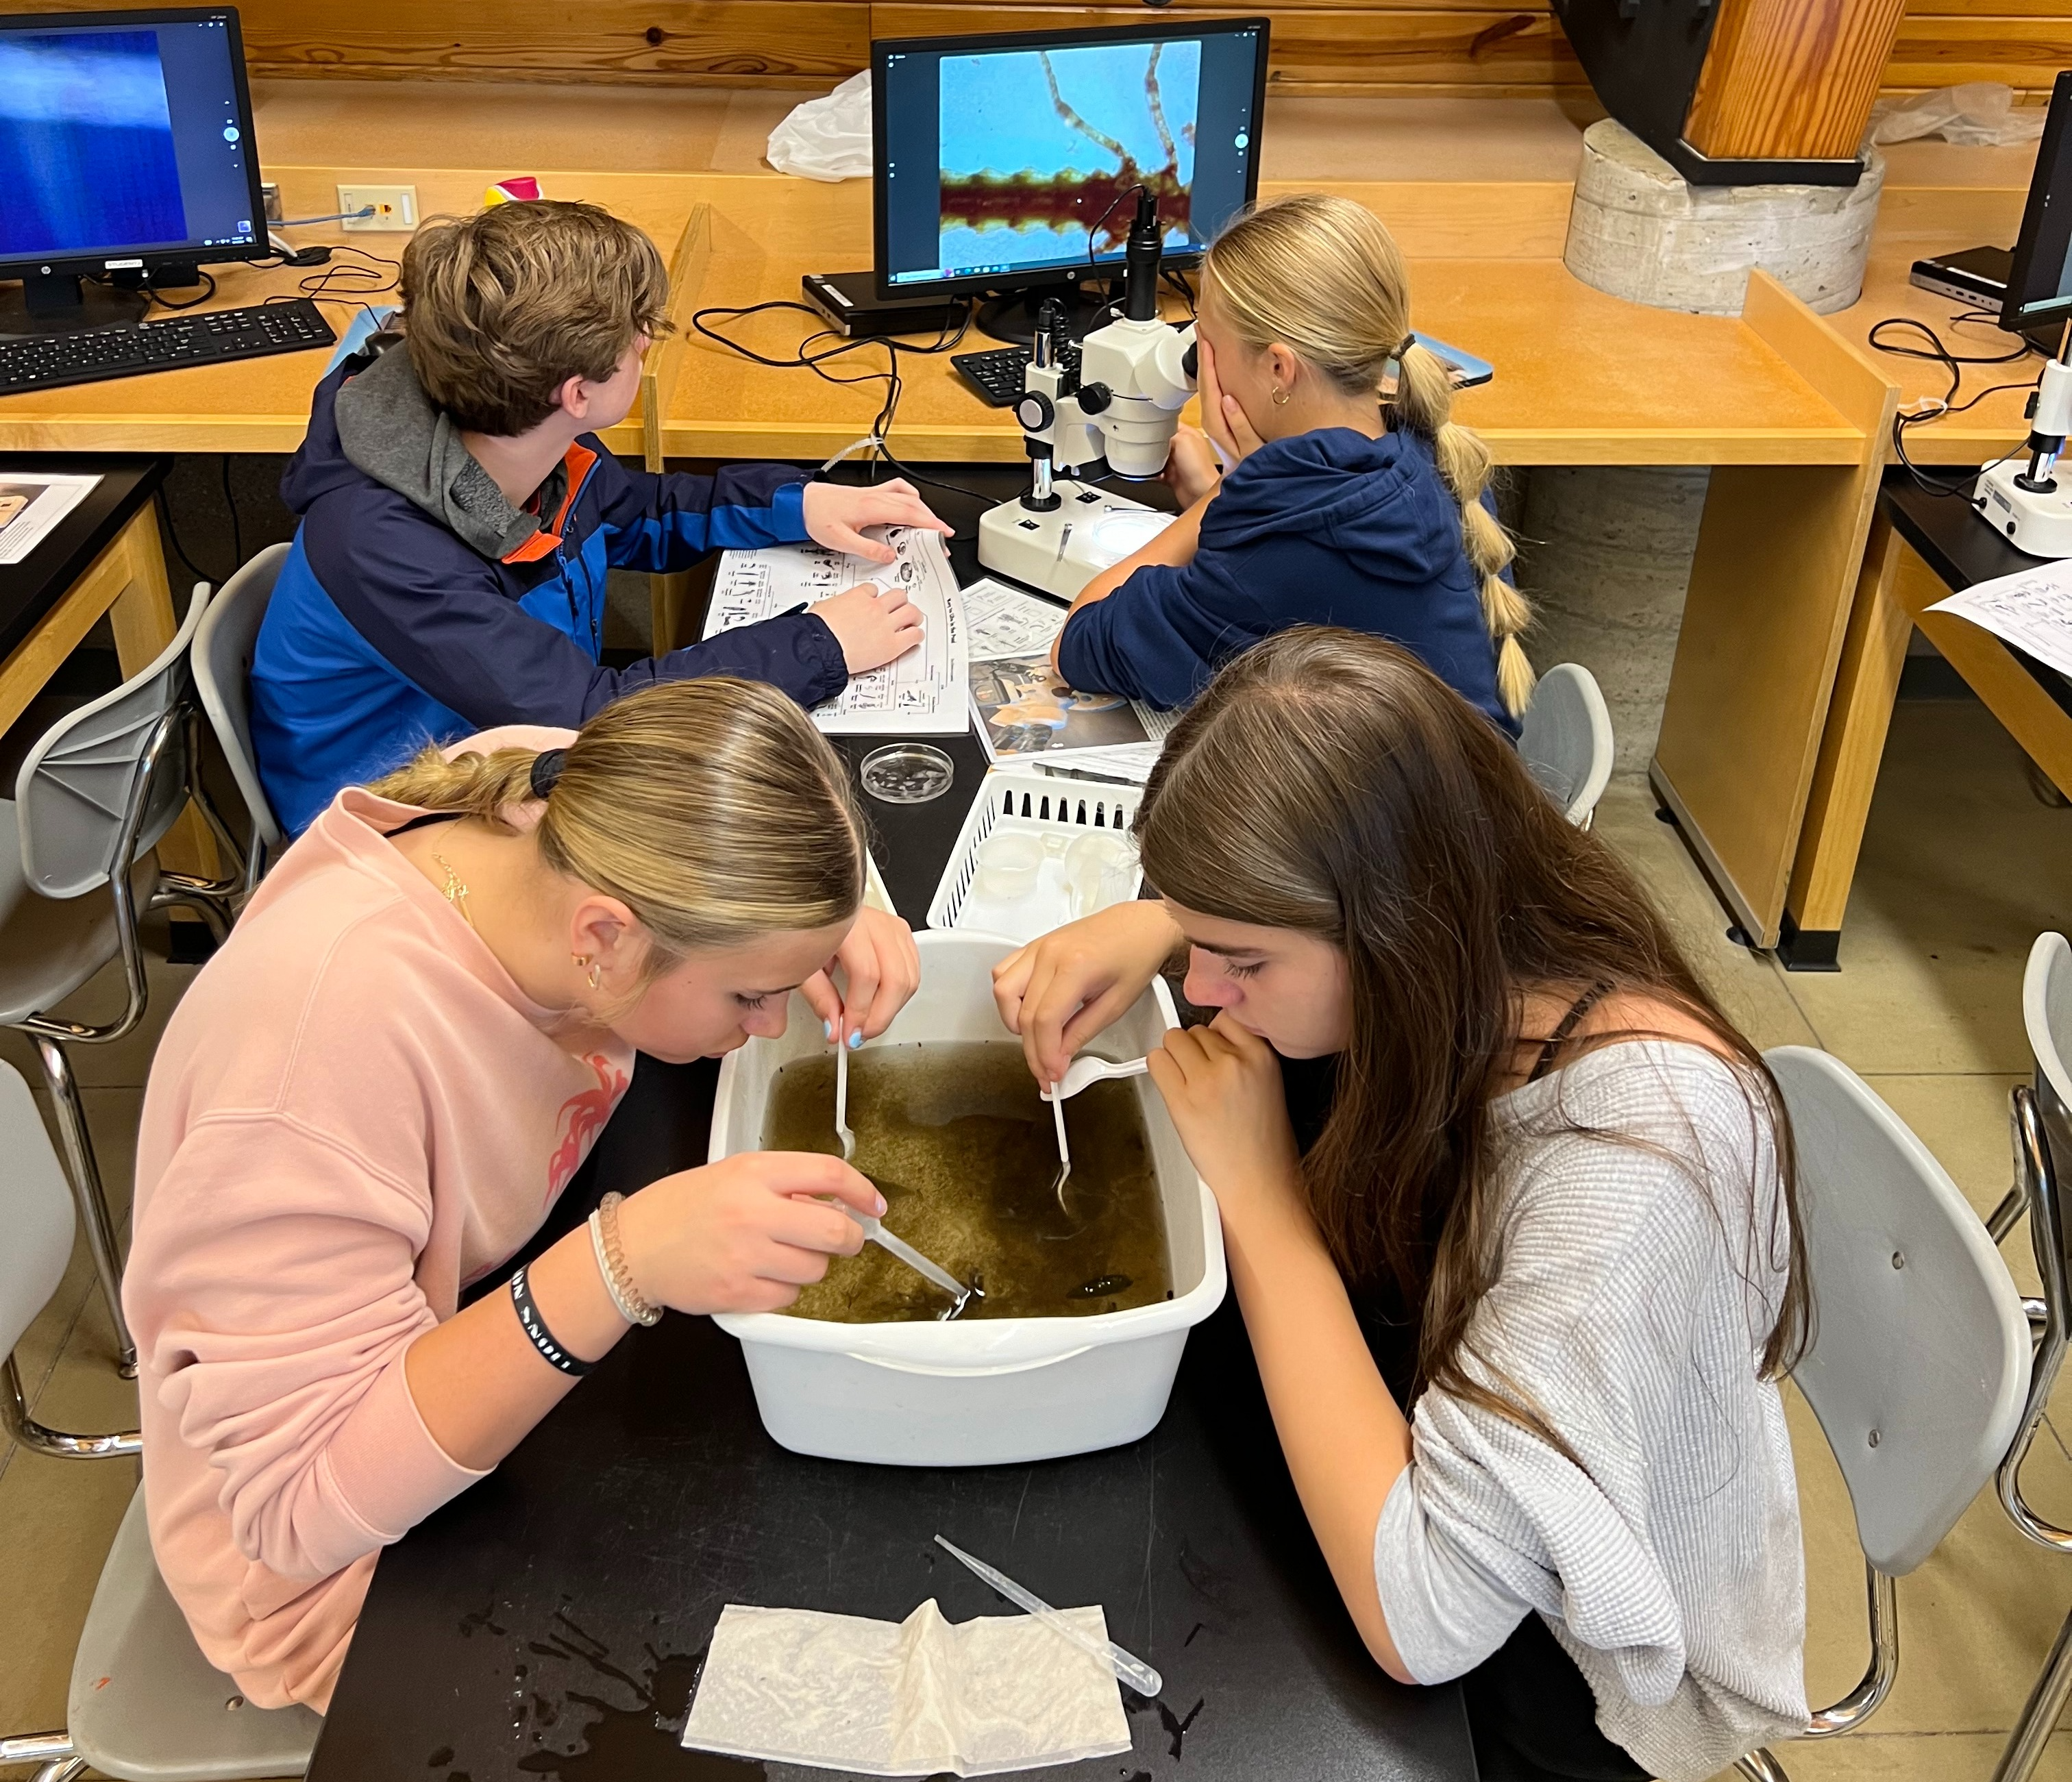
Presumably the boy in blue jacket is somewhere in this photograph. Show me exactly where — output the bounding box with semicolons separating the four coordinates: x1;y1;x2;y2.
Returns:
254;199;945;835
1056;194;1527;737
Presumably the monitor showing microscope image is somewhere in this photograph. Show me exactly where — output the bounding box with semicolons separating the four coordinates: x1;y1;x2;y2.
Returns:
875;18;1267;301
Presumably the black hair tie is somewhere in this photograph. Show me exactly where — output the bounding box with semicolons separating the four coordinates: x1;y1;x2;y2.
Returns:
529;747;567;800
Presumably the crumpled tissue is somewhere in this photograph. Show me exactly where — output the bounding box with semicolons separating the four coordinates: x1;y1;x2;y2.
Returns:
766;71;874;182
680;1598;1133;1777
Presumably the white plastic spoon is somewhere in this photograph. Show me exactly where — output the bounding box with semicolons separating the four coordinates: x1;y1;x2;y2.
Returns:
1039;1054;1151;1103
834;1036;856;1163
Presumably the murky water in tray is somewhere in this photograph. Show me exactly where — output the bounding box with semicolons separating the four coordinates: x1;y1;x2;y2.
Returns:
763;1041;1171;1322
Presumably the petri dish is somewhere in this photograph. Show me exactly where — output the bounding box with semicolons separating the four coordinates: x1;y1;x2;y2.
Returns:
860;743;955;805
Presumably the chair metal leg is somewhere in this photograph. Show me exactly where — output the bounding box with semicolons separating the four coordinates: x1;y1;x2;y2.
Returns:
1735;1750;1789;1782
32;1037;136;1378
29;1758;86;1782
1992;1182;2028;1243
1993;1605;2072;1782
3;1353;140;1458
0;1731;77;1774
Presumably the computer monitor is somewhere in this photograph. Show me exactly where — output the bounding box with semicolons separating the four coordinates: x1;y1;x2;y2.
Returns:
872;18;1268;341
2003;69;2072;349
0;5;268;335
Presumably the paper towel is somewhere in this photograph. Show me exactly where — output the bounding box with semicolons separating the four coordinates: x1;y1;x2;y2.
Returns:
681;1598;1133;1776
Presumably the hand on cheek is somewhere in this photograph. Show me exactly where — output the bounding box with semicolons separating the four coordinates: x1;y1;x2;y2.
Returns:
1146;1013;1306;1236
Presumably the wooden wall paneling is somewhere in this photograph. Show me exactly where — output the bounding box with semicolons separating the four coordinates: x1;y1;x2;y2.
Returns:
1649;272;1896;950
1886;11;2072;92
6;0;874;84
870;6;1586;94
1685;0;1911;162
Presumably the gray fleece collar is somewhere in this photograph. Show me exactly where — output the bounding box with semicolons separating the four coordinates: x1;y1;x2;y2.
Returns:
332;336;567;562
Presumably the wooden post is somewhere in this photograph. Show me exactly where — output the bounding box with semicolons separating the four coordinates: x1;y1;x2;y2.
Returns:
1684;0;1910;164
641;201;713;655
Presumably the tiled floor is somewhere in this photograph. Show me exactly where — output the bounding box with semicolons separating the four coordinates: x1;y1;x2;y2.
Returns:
2;697;2069;1780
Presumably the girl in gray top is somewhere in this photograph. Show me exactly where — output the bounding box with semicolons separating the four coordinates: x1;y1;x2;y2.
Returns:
993;628;1810;1782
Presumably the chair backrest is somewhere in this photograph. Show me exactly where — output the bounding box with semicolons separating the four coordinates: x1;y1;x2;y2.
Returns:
16;581;210;899
2026;932;2072;1122
1768;1045;2032;1575
0;1060;75;1361
192;543;288;856
1518;662;1614;826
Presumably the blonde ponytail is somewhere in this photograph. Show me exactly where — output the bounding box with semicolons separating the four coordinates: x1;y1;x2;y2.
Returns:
371;678;865;975
1392;341;1534;716
1203;192;1533;716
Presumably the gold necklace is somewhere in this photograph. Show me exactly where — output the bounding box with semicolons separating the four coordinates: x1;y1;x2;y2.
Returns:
432;852;476;930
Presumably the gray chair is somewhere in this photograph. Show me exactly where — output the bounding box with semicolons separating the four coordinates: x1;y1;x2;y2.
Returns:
191;544;287;893
2;582;241;1376
0;1057;319;1782
1738;1047;2034;1781
1518;661;1614;828
1985;932;2072;1782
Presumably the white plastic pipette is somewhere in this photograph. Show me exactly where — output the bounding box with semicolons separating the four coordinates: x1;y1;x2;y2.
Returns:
933;1534;1163;1697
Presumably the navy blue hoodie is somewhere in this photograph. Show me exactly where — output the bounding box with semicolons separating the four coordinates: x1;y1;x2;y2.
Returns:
251;338;848;835
1057;427;1517;737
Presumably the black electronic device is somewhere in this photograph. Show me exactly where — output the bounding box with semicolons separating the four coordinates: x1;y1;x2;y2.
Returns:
950;339;1079;407
0;297;334;395
872;16;1268;343
800;270;965;340
1909;244;2012;310
2004;70;2072;349
0;6;271;337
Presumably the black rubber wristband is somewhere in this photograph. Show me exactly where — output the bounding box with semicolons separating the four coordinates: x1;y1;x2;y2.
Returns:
509;1265;593;1376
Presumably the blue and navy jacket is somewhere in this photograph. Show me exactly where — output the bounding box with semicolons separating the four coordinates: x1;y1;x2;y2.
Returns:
251;343;846;834
1057;427;1518;738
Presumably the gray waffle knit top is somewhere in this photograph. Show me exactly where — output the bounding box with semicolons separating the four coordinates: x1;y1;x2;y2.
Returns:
1373;1041;1808;1782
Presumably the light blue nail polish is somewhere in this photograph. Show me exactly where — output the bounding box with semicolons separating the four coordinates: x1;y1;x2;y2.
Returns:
848;1029;863;1050
823;1019;834;1041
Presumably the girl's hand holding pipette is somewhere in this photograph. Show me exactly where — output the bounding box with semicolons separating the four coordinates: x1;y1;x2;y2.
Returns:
804;904;920;1047
992;901;1185;1087
616;1153;881;1317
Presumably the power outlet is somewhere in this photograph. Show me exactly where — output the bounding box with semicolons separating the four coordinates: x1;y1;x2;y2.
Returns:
337;185;419;232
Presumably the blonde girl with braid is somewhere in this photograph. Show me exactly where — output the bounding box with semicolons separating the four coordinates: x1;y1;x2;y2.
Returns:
1056;191;1532;730
125;679;919;1713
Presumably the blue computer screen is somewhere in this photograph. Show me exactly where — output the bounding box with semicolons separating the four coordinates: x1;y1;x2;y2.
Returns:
880;25;1261;292
0;15;258;264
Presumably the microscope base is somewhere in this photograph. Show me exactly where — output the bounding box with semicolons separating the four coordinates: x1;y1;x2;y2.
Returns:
977;481;1172;602
1975;459;2072;558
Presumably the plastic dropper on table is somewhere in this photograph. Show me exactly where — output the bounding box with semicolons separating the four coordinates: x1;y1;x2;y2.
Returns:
934;1534;1163;1697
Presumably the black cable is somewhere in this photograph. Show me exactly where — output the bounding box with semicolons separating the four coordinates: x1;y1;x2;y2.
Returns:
155;485;219;587
1161;267;1196;320
143;267;218;312
1869;311;2047;496
689;297;981;493
1085;182;1148;280
219;456;242;571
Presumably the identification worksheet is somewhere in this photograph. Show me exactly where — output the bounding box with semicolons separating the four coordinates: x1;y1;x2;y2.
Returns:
1927;561;2072;681
704;527;968;735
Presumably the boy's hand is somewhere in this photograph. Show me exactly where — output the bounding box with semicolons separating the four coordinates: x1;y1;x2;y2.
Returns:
816;581;924;672
801;479;953;565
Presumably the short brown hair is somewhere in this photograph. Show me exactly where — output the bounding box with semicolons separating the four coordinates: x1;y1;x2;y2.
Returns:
397;199;672;436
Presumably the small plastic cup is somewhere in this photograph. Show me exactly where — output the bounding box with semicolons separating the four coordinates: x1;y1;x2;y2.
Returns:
973;830;1044;902
1063;831;1135;918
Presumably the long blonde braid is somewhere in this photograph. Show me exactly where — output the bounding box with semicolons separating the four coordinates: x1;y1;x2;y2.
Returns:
1203;193;1533;715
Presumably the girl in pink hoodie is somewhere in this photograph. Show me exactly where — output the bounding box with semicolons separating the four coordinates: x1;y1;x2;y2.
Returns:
124;678;916;1712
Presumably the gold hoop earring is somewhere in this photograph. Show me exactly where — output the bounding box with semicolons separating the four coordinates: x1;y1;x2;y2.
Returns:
1270;386;1291;406
573;954;603;991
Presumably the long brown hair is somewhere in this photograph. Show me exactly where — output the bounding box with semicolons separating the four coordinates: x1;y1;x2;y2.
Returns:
1135;629;1808;1439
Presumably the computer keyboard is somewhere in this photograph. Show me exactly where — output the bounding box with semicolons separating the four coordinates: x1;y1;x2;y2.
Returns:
952;341;1080;408
0;298;337;395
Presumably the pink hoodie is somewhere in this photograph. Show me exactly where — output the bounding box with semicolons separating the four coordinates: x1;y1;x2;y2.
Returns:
125;728;633;1711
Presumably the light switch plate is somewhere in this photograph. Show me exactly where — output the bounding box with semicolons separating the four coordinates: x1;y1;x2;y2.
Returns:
336;185;419;232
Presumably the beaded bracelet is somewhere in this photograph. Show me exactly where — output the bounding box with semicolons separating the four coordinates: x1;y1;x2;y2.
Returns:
508;1265;593;1376
589;1191;663;1327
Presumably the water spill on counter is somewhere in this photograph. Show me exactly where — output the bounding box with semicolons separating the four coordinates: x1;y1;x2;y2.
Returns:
764;1041;1171;1321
